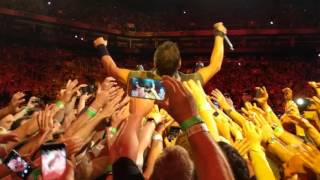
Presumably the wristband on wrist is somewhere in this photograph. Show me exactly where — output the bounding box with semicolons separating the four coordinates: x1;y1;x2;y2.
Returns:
187;123;209;138
55;101;65;109
109;127;117;135
23;107;31;114
152;133;163;142
180;116;203;131
86;106;97;118
32;168;41;180
105;164;112;174
97;44;110;58
214;30;225;38
274;126;284;137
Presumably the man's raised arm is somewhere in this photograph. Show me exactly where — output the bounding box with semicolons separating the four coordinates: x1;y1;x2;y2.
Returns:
94;37;131;85
197;22;226;85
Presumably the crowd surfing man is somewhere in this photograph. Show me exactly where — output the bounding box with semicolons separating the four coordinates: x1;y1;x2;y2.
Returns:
93;22;227;85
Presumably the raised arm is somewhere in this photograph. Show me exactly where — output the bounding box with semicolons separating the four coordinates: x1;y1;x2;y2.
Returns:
94;37;131;85
197;22;226;85
163;76;234;180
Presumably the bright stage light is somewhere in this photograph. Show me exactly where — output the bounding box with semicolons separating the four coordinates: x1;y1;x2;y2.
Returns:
295;98;305;105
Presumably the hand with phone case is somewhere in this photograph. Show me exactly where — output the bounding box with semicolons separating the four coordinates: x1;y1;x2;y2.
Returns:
41;143;66;180
128;77;165;101
4;150;33;179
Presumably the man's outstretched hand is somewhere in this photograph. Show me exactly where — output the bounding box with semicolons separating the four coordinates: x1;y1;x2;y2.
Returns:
94;37;107;48
213;22;227;34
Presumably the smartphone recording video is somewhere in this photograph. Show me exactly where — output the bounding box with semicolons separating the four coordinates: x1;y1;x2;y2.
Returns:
128;77;165;101
41;143;66;180
4;150;32;179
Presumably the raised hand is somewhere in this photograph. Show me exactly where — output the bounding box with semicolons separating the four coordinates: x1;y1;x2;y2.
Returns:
298;144;320;174
243;121;262;146
211;89;230;110
26;96;39;109
100;95;130;120
309;96;320;109
8;92;25;113
308;81;320;97
254;86;269;105
145;105;162;125
93;82;120;108
162;76;197;124
59;79;85;104
111;104;130;128
93;37;107;48
213;22;227;34
37;105;54;134
282;87;293;100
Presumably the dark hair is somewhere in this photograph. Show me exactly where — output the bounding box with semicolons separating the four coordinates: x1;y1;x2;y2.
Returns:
218;141;251;180
154;41;181;76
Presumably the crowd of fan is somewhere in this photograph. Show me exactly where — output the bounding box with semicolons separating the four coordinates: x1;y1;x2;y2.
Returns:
0;44;320;179
0;0;319;31
1;45;319;113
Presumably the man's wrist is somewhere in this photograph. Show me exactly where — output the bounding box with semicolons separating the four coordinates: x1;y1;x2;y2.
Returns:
96;44;110;58
214;30;225;38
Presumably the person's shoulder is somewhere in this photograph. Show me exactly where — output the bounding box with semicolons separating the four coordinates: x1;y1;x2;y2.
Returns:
178;71;203;84
129;70;155;78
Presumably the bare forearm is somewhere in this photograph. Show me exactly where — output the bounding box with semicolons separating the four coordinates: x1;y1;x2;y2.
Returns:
143;140;163;179
65;101;102;137
137;122;156;168
249;147;276;180
18;131;51;156
117;114;141;161
197;36;224;84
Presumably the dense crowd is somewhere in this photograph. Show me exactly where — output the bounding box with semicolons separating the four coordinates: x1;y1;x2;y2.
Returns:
0;0;319;31
0;41;319;179
0;45;318;113
0;58;320;179
0;19;320;179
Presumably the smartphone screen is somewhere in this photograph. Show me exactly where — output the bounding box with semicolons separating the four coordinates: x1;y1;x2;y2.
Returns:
41;143;66;180
4;150;32;179
128;77;165;101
